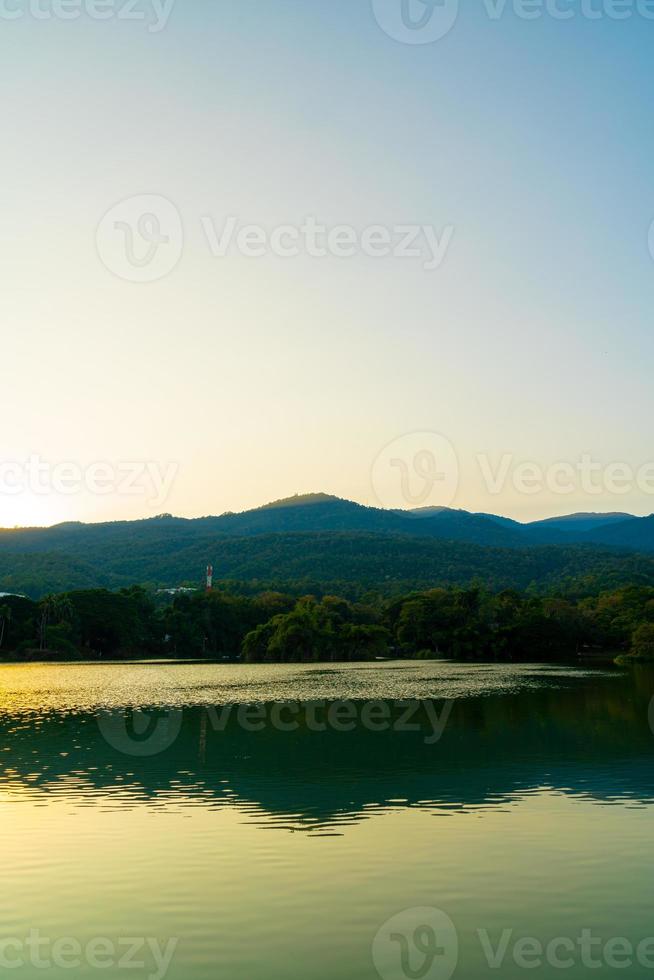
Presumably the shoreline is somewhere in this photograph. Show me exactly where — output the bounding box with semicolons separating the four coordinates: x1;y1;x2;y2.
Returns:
0;655;625;668
0;657;239;667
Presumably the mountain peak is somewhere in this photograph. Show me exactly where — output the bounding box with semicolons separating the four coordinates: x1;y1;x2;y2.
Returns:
257;493;342;511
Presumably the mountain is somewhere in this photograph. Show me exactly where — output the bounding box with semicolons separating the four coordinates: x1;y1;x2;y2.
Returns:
217;496;643;548
0;495;643;555
0;531;653;599
0;494;520;550
527;512;634;532
209;494;524;546
0;494;651;597
473;512;523;530
582;514;654;552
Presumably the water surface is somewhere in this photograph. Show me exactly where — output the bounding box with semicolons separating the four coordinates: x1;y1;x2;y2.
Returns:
1;660;653;978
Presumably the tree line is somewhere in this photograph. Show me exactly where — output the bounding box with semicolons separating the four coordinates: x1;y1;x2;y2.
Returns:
1;583;654;663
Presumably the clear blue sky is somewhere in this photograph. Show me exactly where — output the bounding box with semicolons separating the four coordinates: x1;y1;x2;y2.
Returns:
2;0;653;525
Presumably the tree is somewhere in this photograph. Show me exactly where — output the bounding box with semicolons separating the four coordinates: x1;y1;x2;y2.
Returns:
0;604;11;649
242;596;388;663
38;595;57;651
631;623;654;660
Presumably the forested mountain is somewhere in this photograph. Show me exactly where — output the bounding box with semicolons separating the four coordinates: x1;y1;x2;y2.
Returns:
0;494;653;598
574;514;654;551
0;531;653;599
0;494;524;550
0;493;649;550
526;512;633;532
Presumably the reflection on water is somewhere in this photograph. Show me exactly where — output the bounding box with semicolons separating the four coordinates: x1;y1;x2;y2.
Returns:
0;659;620;712
1;661;653;829
1;661;654;979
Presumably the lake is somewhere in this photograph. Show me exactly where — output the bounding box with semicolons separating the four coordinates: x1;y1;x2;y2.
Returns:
1;660;653;979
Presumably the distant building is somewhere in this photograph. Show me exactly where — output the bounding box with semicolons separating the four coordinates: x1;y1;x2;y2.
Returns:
157;566;215;598
156;587;197;597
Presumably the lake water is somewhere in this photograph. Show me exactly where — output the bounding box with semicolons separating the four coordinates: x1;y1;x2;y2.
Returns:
1;660;653;979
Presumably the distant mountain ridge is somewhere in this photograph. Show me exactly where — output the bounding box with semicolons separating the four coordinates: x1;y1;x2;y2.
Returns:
0;493;651;551
526;512;633;531
0;493;653;597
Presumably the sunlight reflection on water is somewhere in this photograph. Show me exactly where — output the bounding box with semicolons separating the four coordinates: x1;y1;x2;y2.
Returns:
1;661;653;980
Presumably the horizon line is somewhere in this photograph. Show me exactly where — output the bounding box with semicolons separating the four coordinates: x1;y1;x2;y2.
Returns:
0;492;648;532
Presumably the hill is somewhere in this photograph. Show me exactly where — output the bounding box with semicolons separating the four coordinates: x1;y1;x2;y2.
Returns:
1;494;643;552
527;512;632;532
0;494;652;597
0;530;653;599
580;514;654;552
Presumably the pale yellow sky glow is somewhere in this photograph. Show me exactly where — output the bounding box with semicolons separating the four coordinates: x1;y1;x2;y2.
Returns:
2;7;654;528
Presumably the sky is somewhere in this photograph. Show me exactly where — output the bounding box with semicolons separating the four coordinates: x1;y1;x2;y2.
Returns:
2;0;654;526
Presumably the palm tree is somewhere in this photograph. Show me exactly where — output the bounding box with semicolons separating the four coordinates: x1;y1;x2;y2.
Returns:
0;604;11;649
37;594;73;651
38;595;56;651
55;595;74;624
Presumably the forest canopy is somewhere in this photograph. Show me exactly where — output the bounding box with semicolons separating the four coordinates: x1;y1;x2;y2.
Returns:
2;583;654;664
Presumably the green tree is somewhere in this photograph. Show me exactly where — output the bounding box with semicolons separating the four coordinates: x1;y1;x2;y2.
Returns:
631;622;654;660
0;604;11;649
